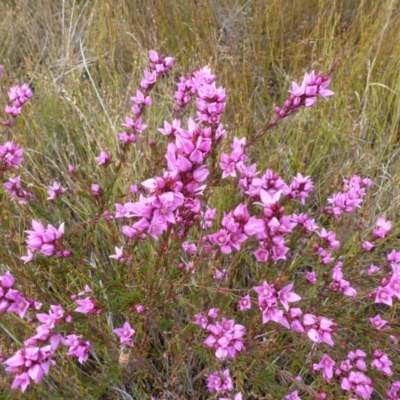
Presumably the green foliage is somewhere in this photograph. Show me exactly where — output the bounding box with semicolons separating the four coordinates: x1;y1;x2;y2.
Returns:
1;0;400;399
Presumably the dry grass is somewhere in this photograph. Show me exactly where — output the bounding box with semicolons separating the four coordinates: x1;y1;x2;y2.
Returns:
1;0;400;398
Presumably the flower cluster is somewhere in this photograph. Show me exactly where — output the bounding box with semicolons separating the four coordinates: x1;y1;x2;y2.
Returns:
1;272;90;391
73;285;103;315
119;51;174;147
4;83;33;121
374;249;400;306
4;175;34;204
286;173;314;204
0;141;24;173
371;349;393;376
218;158;318;263
387;381;400;399
314;227;340;265
0;271;32;318
25;305;66;347
324;175;372;218
313;350;376;399
363;216;392;251
274;70;334;118
196;78;226;125
208;202;264;254
64;334;92;364
174;65;215;110
24;219;69;259
5;50;400;400
330;261;357;297
203;316;246;360
148;50;174;78
116;61;227;243
47;181;68;200
207;369;233;394
254;280;301;328
291;312;336;347
4;346;54;393
3;287;93;392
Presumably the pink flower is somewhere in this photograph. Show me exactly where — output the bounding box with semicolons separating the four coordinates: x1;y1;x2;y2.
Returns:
113;321;135;346
371;349;393;376
8;84;33;107
287;70;333;112
203;317;246;360
148;50;174;75
277;283;301;311
214;268;229;281
74;294;101;315
158;119;181;136
95;151;112;165
25;220;65;257
330;262;357;297
348;349;367;371
0;141;24;171
285;390;302;400
388;249;400;263
78;284;92;296
4;175;34;204
5;105;21;117
387;275;400;299
119;132;137;144
287;173;314;204
64;334;91;364
91;183;101;196
47;182;68;200
0;271;15;288
135;304;145;314
6;292;29;318
303;314;335;346
239;295;251;311
387;381;400;399
4;345;53;392
317;228;340;250
362;241;374;251
365;264;380;275
370;314;387;330
253;280;276;300
208;308;219;319
182;241;197;254
341;371;373;399
208;229;232;254
140;70;157;89
194;312;208;329
109;246;124;262
313;354;335;382
130;90;152;106
373;217;392;239
306;271;317;284
375;286;393;306
207;369;233;394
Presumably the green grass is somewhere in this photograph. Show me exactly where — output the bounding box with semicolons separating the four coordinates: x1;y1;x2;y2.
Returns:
1;0;400;399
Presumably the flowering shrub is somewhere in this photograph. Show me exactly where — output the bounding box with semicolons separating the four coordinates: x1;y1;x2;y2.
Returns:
1;51;400;399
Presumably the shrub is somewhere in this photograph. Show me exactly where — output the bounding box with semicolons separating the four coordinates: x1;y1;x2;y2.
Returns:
1;51;400;400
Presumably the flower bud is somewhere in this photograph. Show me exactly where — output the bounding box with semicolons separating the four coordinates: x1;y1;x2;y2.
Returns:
1;272;15;288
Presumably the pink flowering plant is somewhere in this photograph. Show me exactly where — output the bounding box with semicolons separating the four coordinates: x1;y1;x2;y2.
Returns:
1;33;400;399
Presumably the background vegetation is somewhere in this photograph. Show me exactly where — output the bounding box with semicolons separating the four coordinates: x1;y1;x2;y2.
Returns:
1;0;400;399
